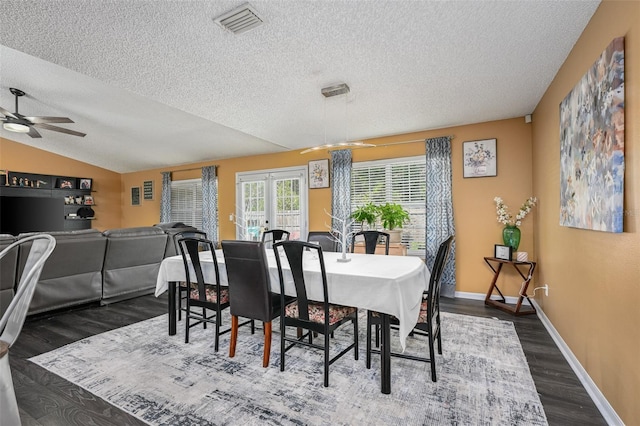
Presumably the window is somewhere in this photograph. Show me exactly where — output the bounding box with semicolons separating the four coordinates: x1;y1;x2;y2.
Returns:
170;179;202;229
351;156;426;256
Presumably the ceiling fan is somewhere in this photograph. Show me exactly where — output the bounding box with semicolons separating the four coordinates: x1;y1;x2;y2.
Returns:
0;88;86;138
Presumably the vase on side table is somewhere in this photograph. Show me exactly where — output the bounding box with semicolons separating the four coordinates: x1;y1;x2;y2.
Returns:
502;225;521;252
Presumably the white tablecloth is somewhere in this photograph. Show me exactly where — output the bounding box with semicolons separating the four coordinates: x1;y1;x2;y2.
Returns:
155;250;430;350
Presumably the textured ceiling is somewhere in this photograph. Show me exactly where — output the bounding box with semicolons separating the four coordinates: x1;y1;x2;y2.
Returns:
0;0;600;173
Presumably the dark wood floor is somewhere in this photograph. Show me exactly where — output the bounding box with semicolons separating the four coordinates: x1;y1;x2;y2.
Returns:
9;295;606;425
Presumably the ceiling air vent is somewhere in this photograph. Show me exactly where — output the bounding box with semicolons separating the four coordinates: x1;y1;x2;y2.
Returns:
214;3;264;35
321;83;350;98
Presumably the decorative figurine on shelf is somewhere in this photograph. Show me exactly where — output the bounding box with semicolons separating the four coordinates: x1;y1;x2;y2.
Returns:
19;178;24;186
11;176;17;186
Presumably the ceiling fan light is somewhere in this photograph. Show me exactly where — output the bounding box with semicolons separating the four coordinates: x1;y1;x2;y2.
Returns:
3;122;30;133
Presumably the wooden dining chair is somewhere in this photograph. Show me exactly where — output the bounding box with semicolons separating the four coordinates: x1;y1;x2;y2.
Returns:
173;230;207;321
365;235;454;381
273;240;358;387
177;235;230;351
307;231;338;252
221;240;293;367
351;230;390;255
261;229;290;248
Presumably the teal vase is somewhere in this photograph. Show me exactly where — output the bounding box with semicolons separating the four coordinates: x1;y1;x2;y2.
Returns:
502;225;521;251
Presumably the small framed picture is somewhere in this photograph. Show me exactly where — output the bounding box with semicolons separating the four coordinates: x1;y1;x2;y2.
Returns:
131;186;141;206
463;138;497;178
84;195;94;205
308;159;330;189
494;244;513;261
143;180;154;200
57;178;74;189
79;178;92;190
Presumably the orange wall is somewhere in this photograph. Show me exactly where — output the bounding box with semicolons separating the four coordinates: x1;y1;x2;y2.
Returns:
0;137;121;231
122;117;534;296
532;1;639;422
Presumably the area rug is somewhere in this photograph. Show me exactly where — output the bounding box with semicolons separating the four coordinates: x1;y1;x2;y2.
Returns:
30;312;547;425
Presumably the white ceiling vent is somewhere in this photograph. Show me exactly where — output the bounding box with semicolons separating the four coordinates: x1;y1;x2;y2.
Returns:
214;3;264;35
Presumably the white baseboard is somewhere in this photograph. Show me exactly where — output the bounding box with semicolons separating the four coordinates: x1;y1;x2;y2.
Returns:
454;290;530;306
530;300;623;426
453;292;622;425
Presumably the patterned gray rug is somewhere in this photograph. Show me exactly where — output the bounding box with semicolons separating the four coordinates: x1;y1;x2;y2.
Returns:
30;311;547;425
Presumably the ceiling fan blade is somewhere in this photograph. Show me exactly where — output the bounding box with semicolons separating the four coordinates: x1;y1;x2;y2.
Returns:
27;126;42;138
0;105;18;119
34;122;86;137
25;116;74;124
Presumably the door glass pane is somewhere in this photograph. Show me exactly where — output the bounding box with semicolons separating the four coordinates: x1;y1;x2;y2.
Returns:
273;177;301;240
241;180;266;241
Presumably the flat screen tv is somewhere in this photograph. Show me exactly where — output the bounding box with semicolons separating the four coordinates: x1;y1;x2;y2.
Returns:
0;196;65;235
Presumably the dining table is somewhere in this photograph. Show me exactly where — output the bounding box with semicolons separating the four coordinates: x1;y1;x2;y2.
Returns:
155;249;430;394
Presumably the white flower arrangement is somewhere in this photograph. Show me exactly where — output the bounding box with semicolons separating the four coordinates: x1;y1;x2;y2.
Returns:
494;196;537;227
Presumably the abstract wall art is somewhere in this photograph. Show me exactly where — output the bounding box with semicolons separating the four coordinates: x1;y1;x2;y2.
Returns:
559;37;625;233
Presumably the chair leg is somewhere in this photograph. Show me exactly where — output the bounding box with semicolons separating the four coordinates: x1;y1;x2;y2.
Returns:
177;287;182;321
202;307;207;329
214;309;220;352
353;312;359;360
375;324;380;347
0;352;20;426
229;315;238;358
280;320;286;372
185;301;190;343
263;321;272;368
428;332;437;382
324;330;330;387
366;314;372;369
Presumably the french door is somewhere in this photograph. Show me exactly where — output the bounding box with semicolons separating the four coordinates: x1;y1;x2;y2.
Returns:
235;166;307;241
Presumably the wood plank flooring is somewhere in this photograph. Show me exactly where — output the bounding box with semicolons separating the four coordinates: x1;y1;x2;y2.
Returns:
8;295;606;425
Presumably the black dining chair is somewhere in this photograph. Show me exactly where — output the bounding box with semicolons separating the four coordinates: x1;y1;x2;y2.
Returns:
351;230;390;255
273;240;358;387
365;235;454;382
261;229;290;248
177;235;230;351
221;240;294;367
307;231;338;252
173;230;207;320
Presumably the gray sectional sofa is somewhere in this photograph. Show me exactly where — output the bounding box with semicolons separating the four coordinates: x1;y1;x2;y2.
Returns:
0;223;197;316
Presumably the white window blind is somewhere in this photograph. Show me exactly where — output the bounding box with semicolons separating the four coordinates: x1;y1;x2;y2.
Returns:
170;179;202;229
351;156;426;256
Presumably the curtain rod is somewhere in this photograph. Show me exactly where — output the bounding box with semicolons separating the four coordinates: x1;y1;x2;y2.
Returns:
375;135;455;148
160;165;218;174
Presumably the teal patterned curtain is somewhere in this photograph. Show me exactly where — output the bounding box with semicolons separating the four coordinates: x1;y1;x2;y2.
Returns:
160;172;172;223
331;149;352;250
202;166;218;245
425;137;456;297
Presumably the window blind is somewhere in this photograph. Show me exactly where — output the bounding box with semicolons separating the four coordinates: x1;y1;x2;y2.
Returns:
170;179;202;229
351;156;426;256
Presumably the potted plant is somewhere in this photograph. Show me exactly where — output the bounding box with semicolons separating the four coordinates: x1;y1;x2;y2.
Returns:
350;203;378;229
377;202;410;243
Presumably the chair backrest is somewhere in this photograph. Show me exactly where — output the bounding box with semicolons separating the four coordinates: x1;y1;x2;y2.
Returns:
273;240;329;323
351;230;390;255
261;229;290;248
425;236;454;320
307;231;337;252
177;236;219;302
0;234;56;348
221;240;273;322
172;230;207;257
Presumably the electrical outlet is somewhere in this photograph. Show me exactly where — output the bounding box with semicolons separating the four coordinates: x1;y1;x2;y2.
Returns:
543;284;549;296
